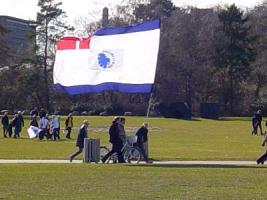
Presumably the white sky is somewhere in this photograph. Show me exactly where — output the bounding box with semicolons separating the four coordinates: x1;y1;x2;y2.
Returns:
0;0;264;24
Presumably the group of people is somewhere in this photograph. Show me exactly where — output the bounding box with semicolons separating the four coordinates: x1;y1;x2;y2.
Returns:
1;111;24;138
1;108;74;140
30;108;74;140
69;117;151;163
251;110;265;135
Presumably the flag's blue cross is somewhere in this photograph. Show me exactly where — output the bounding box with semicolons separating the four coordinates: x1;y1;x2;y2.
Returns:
98;53;110;68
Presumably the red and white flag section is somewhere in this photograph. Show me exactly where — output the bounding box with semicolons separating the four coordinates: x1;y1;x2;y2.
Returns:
53;20;160;95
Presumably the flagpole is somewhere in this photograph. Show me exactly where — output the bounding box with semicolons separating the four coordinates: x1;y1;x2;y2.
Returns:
146;84;155;119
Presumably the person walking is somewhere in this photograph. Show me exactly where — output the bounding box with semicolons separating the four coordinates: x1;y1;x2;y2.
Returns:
39;116;49;140
51;115;60;140
257;132;267;164
65;113;73;139
12;114;21;138
69;120;89;162
1;112;9;138
255;110;263;135
17;111;24;137
135;123;151;163
251;113;258;135
102;117;125;163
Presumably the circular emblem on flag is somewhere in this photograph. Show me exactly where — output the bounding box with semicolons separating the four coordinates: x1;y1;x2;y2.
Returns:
97;51;115;69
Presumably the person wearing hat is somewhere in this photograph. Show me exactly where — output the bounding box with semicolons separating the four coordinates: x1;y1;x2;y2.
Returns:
69;120;89;162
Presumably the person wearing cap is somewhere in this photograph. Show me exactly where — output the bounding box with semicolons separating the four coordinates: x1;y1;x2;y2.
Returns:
69;120;89;162
1;112;9;138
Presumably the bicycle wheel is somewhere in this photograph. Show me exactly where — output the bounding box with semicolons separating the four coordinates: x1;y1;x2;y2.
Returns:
123;148;141;164
100;146;109;160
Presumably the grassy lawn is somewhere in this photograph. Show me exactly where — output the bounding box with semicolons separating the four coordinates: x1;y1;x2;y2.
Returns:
0;116;264;160
0;164;267;200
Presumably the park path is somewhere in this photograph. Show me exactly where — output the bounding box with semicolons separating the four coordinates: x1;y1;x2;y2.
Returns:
0;159;258;165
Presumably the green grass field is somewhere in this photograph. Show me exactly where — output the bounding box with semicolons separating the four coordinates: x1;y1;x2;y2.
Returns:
1;116;267;199
0;116;264;160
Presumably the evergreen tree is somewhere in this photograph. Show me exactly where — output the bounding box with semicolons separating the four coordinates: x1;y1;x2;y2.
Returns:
36;0;73;112
214;4;255;114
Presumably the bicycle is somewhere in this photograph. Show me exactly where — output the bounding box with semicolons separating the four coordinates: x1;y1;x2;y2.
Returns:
100;145;118;163
100;136;141;164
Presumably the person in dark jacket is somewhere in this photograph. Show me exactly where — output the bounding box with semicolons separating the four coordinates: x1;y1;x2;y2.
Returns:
102;117;125;163
251;114;258;135
17;111;24;137
135;123;151;163
30;107;38;119
65;113;73;139
255;110;263;135
1;112;9;138
30;115;38;127
69;120;89;162
39;108;46;119
12;114;21;138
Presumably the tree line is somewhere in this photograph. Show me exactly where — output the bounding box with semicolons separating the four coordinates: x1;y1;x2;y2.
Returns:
0;0;267;116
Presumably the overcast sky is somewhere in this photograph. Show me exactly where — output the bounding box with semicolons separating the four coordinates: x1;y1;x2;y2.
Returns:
0;0;264;24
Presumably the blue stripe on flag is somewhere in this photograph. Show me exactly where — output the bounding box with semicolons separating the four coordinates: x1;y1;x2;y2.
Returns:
54;83;153;95
94;19;160;36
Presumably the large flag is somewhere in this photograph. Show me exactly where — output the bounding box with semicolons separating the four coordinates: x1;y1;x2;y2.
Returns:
53;19;160;95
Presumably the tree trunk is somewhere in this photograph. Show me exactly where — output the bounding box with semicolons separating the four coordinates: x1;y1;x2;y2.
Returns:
44;20;50;112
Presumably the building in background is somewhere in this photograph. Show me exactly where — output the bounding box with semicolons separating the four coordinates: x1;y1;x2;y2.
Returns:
0;15;35;64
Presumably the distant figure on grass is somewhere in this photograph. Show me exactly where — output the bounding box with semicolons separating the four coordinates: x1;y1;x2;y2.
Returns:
65;113;73;139
17;111;24;136
256;110;263;135
252;110;263;135
135;123;152;163
39;108;46;119
12;114;23;138
251;113;258;135
30;115;38;127
1;112;9;138
69;120;89;162
51;115;60;140
102;117;125;163
30;107;38;119
39;116;49;140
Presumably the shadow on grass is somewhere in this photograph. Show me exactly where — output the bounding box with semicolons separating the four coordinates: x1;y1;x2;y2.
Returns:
129;164;267;169
216;117;251;122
